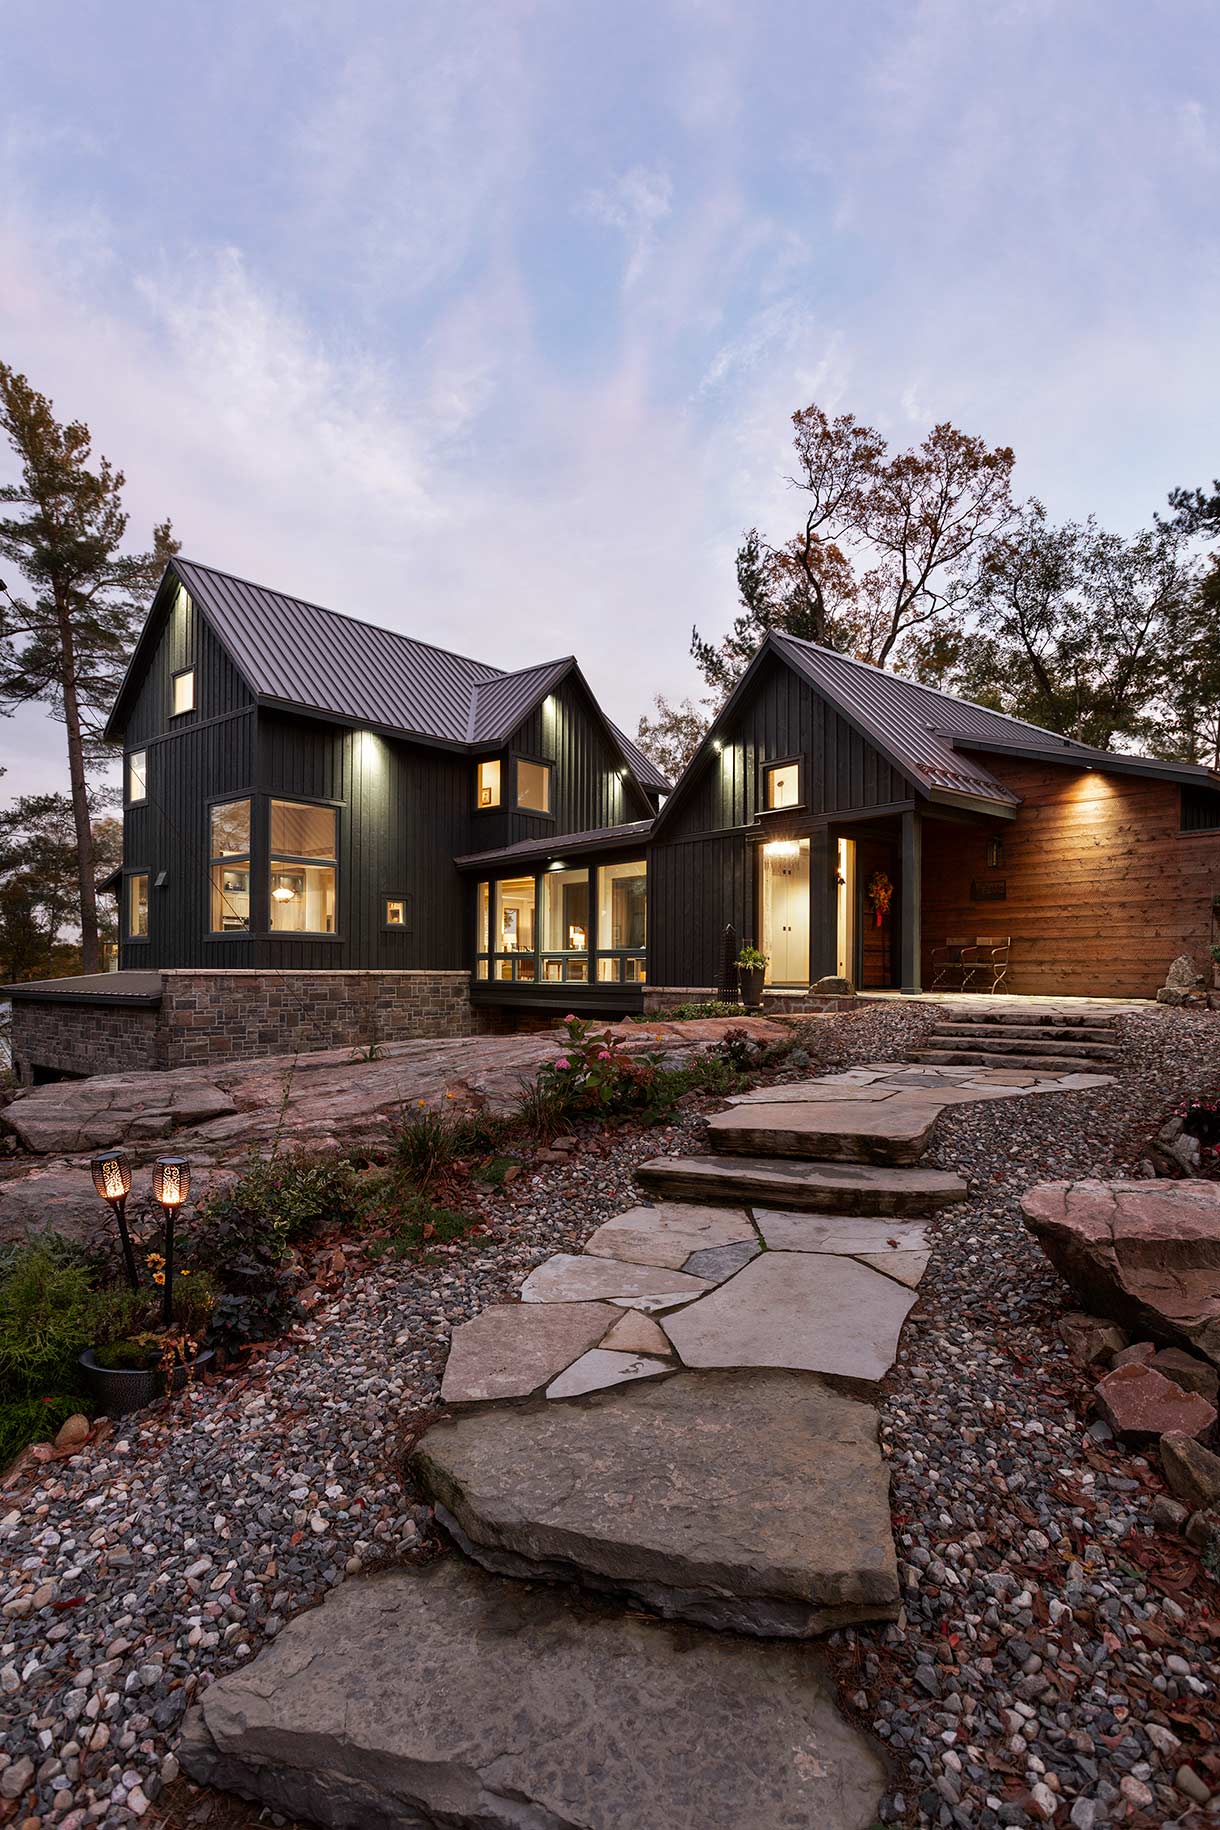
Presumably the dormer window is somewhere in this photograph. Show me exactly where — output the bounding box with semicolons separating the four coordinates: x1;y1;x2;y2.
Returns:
172;668;195;716
764;759;802;810
476;759;501;809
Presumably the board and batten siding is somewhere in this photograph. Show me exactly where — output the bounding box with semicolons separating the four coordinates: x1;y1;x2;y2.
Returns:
920;758;1220;998
648;653;915;986
123;584;252;744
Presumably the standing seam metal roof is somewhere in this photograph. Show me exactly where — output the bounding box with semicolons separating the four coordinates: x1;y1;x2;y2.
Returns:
158;559;671;791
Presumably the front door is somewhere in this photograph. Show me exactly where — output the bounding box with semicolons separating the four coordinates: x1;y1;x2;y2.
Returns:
761;839;810;984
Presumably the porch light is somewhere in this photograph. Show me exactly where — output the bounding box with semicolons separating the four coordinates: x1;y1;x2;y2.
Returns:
763;840;801;859
89;1149;139;1291
153;1156;191;1327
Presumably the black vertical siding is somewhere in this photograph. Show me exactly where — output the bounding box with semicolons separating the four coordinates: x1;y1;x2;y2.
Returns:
124;585;251;744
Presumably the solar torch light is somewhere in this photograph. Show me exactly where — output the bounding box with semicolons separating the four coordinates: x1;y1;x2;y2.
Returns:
89;1150;139;1291
152;1156;191;1327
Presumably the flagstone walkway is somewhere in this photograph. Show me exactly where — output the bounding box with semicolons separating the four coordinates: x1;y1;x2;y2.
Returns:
182;1055;1113;1830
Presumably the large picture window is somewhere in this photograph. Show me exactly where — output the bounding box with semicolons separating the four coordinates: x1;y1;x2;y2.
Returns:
128;872;150;940
269;799;337;933
542;867;590;981
515;758;551;813
596;860;646;982
209;798;251;932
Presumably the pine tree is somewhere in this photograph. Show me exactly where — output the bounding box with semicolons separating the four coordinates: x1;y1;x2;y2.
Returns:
0;366;176;971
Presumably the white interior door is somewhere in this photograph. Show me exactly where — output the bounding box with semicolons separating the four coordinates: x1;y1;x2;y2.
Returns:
761;840;810;984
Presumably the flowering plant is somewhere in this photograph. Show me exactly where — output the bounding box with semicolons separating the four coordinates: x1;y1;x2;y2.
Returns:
537;1015;664;1113
866;871;893;929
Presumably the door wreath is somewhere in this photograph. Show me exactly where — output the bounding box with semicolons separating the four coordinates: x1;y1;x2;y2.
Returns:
866;871;893;929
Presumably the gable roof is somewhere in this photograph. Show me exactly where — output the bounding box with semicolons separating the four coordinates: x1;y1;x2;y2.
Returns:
654;630;1217;834
104;558;671;793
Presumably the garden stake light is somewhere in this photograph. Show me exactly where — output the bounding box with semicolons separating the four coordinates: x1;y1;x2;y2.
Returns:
89;1149;139;1291
152;1156;191;1327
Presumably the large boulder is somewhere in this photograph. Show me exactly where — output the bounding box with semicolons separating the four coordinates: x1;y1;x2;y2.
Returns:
1021;1180;1220;1368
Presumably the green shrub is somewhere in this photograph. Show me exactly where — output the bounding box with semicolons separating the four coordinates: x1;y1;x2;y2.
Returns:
89;1271;216;1357
387;1105;510;1195
533;1016;746;1126
628;1001;744;1022
0;1240;98;1396
204;1150;358;1250
364;1193;481;1261
0;1392;89;1465
182;1202;302;1355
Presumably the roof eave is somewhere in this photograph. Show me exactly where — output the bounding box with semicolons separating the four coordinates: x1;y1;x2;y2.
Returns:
949;736;1219;787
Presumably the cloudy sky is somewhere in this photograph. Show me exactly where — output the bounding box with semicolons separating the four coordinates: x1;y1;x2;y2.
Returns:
2;0;1217;795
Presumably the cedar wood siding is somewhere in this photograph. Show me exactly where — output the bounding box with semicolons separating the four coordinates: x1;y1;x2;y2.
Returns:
920;756;1220;998
648;652;914;987
119;594;652;970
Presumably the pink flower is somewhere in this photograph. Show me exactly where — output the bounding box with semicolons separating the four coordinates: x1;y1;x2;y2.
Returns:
555;1057;570;1070
564;1014;576;1024
597;1050;611;1060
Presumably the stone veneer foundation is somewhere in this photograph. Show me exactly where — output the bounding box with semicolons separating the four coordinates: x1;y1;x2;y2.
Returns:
10;969;477;1083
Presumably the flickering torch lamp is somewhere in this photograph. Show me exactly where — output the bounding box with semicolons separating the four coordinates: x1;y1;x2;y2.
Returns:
152;1156;191;1327
89;1150;139;1291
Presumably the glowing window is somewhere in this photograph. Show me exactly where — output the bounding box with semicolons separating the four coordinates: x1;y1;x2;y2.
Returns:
476;759;501;808
515;759;551;813
172;669;195;716
764;762;801;809
128;873;150;939
127;751;147;803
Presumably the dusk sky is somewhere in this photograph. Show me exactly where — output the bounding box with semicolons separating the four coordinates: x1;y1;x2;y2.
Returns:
2;0;1217;795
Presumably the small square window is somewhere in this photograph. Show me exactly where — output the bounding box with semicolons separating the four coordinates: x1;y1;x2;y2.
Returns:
385;898;407;928
172;670;195;716
764;761;801;810
128;751;147;803
515;758;551;813
476;759;501;808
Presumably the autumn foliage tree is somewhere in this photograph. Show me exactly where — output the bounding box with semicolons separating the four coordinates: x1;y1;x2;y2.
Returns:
0;365;176;971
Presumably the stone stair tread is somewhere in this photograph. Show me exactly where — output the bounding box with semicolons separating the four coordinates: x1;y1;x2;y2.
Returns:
410;1369;901;1637
180;1556;887;1830
928;1022;1119;1046
909;1049;1111;1073
924;1030;1120;1058
704;1097;940;1165
637;1153;967;1214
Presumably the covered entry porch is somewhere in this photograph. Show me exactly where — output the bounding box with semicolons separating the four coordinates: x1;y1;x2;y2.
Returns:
752;804;1013;995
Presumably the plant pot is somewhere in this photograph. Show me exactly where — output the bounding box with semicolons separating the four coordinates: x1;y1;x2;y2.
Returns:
738;966;766;1009
79;1348;215;1418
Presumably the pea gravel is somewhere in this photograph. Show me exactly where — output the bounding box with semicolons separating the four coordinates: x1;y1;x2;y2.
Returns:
2;1001;1218;1830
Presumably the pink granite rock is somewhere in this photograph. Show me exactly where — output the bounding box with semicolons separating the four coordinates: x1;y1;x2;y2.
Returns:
1094;1363;1217;1441
1021;1180;1220;1368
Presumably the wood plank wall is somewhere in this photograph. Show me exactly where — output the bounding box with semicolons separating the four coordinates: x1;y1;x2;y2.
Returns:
920;759;1220;998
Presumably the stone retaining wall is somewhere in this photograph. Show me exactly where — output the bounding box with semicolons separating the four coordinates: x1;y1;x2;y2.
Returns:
10;970;477;1082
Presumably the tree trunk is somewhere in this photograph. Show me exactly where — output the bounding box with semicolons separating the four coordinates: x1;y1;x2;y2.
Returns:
56;611;99;974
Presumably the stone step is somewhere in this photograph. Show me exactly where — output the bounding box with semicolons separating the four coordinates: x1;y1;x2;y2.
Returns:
909;1048;1112;1073
704;1097;939;1165
928;1007;1119;1028
924;1028;1119;1059
928;1021;1120;1046
180;1555;887;1830
411;1369;901;1638
636;1152;967;1215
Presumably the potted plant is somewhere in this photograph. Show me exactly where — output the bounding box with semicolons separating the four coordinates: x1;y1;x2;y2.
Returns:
79;1272;216;1417
736;944;769;1009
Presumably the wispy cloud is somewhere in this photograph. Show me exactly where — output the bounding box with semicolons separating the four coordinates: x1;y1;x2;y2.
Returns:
580;166;674;289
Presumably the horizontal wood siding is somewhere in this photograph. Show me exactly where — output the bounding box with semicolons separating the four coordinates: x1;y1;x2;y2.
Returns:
921;760;1220;997
124;586;252;745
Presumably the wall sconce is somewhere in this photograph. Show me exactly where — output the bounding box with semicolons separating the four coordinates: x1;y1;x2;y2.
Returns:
986;837;1005;869
152;1156;191;1326
89;1149;139;1290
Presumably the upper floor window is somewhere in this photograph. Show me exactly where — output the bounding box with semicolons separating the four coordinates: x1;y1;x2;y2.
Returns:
210;799;251;932
128;872;150;940
476;759;501;809
127;751;147;804
764;760;801;810
269;799;337;933
515;758;551;813
171;669;195;717
1181;784;1220;832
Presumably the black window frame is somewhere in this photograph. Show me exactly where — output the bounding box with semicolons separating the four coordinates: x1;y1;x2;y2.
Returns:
474;756;504;815
1181;784;1220;833
511;750;555;820
760;754;804;814
267;794;342;940
205;793;255;938
382;893;414;934
125;748;148;808
170;666;197;720
125;868;151;945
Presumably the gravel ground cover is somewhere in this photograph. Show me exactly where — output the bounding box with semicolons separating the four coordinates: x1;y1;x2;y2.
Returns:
1;999;1217;1829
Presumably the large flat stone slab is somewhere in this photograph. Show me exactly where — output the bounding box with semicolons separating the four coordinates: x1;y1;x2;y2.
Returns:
180;1557;887;1830
728;1082;904;1105
662;1252;919;1391
411;1370;900;1637
1022;1179;1220;1367
705;1098;940;1165
637;1153;967;1216
755;1211;931;1254
582;1202;754;1270
441;1302;620;1403
519;1253;710;1307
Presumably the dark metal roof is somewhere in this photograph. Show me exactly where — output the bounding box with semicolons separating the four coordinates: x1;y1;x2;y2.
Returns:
107;558;672;793
4;971;163;1006
454;819;654;869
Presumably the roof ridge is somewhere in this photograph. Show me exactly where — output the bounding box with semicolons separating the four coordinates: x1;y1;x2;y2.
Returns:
175;555;507;680
771;631;1094;752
